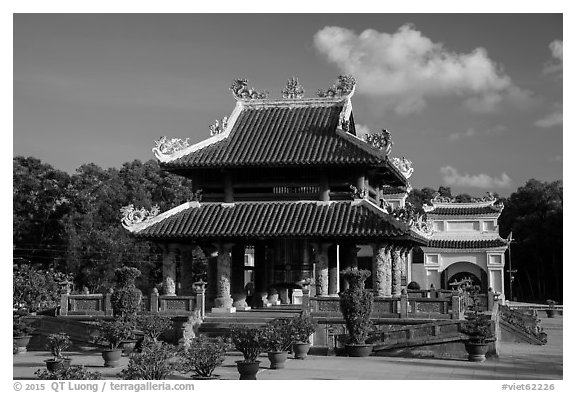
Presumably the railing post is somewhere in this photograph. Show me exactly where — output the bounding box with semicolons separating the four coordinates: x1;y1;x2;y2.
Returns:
194;281;206;319
150;288;159;313
399;289;408;318
104;289;113;316
302;287;311;315
451;295;463;319
59;293;69;316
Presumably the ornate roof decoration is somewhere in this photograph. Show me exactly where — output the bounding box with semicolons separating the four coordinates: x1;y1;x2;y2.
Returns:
120;204;160;230
381;201;434;238
349;184;368;199
317;75;356;98
339;111;350;132
364;129;393;156
424;191;504;214
281;77;305;99
153;136;190;160
390;157;414;179
230;78;269;100
209;117;228;136
411;214;435;238
431;191;498;204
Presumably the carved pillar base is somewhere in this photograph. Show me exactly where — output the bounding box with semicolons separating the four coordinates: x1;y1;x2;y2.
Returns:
232;293;251;310
211;243;235;313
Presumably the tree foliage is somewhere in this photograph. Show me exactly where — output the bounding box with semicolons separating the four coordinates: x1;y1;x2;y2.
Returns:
498;179;563;302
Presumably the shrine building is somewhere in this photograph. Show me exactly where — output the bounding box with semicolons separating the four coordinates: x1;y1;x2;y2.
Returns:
410;194;509;300
121;76;432;313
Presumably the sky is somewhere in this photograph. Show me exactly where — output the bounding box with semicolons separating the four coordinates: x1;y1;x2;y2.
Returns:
13;13;563;197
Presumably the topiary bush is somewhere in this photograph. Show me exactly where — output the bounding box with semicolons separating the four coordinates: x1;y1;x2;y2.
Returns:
290;314;316;344
119;339;178;380
339;268;373;345
179;336;227;378
110;267;142;319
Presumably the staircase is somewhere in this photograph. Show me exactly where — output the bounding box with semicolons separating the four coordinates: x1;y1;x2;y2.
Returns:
199;306;302;338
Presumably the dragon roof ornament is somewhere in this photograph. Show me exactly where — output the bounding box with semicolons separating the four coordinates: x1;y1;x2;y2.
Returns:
230;78;269;100
317;75;356;98
209;116;228;136
364;129;393;156
281;76;305;99
120;204;160;230
153;136;190;160
390;157;414;179
381;201;434;238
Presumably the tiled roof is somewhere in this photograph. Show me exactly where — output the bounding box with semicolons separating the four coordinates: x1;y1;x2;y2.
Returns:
426;238;508;249
427;205;502;216
162;100;389;169
133;200;426;243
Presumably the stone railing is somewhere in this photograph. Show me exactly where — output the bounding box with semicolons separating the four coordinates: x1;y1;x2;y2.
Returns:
59;284;206;318
307;290;465;320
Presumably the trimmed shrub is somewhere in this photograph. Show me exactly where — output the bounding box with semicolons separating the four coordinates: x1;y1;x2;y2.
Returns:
110;267;142;319
35;365;101;380
290;314;316;344
119;339;178;380
229;325;266;363
135;313;173;342
261;318;293;352
179;336;227;378
340;268;373;345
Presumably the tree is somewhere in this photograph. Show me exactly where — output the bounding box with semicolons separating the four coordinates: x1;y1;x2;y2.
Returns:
498;179;562;303
406;187;436;214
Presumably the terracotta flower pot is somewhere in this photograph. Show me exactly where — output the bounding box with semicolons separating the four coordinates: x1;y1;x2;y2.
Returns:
267;351;288;369
236;360;260;380
345;343;373;357
102;349;123;367
464;341;489;362
13;335;32;354
546;309;558;318
292;342;311;359
121;340;137;356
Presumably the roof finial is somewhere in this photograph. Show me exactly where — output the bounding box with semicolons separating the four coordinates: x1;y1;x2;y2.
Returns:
230;78;269;100
364;129;393;156
317;75;356;98
281;76;305;99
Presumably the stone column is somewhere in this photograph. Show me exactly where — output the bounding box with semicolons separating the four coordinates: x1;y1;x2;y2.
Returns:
400;248;411;288
162;243;178;296
314;243;330;296
179;245;195;296
372;243;388;297
231;244;250;310
252;242;268;308
392;246;402;297
328;244;339;296
212;243;236;313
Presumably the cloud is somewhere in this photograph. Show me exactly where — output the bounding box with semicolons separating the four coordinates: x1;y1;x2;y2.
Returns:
449;124;507;141
535;110;563;128
354;123;372;137
313;24;530;114
544;40;563;75
441;166;512;188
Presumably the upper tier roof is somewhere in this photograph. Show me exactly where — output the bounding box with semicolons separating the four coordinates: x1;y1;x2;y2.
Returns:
427;205;504;216
154;97;407;185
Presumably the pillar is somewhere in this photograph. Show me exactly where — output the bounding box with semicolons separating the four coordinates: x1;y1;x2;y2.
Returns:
328;244;339;295
212;243;236;313
392;246;402;297
400;248;410;289
320;175;330;201
252;242;268;308
162;243;178;296
231;244;250;310
372;243;389;297
314;243;330;296
179;245;195;296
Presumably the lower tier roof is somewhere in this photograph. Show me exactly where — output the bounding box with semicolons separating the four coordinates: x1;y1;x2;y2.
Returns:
131;200;428;243
424;238;508;249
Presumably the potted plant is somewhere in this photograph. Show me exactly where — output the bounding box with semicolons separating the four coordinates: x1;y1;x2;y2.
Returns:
119;339;178;380
229;325;266;380
134;313;173;342
545;299;558;318
179;336;228;379
13;314;35;354
45;332;72;372
339;268;374;357
262;318;293;369
290;314;316;359
461;296;495;362
35;365;102;380
97;318;134;367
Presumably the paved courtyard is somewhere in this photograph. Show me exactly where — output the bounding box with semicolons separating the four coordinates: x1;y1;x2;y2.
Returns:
13;314;562;380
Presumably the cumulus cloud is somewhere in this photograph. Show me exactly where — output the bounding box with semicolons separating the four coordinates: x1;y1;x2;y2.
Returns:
313;24;530;114
449;128;476;141
441;166;512;188
544;40;563;75
535;110;563;128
